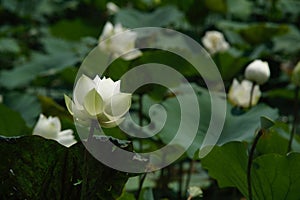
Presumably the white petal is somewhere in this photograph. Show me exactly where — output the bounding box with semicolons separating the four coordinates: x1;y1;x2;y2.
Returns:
73;74;95;106
202;31;229;54
64;95;74;115
96;77;117;101
121;49;142;60
100;117;125;128
83;89;104;116
48;116;61;132
104;93;131;118
106;2;119;15
100;22;114;41
93;75;102;85
33;114;47;135
113;80;121;94
33;114;60;139
114;23;125;33
57;130;77;147
58;129;73;137
228;79;261;108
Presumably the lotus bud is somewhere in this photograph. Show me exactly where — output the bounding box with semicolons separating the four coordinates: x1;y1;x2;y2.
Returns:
245;60;270;85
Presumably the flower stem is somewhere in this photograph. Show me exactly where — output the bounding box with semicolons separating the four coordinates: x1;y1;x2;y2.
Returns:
247;130;263;200
136;94;146;199
185;160;195;195
288;86;299;152
178;161;183;199
248;82;255;109
136;173;147;199
138;94;143;151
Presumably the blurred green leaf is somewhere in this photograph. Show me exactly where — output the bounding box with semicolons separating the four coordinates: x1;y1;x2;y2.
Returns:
0;36;94;89
38;95;72;120
272;25;300;54
204;0;227;13
0;38;20;53
223;30;248;47
5;92;41;127
0;104;29;137
0;51;78;89
59;67;78;85
139;188;154;200
50;18;99;41
278;0;300;21
265;87;295;100
214;49;249;80
1;0;78;20
217;21;289;45
238;23;289;45
115;6;185;28
227;0;253;20
117;191;136;200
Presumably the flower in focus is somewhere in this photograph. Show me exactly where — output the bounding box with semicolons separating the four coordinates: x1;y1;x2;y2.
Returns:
228;79;261;108
98;22;142;60
64;75;131;128
201;30;230;54
188;186;203;199
106;2;119;15
245;59;270;85
291;61;300;86
33;114;77;147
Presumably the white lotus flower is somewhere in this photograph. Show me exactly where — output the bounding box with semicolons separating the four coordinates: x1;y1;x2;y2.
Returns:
228;79;261;108
201;30;230;54
106;2;119;15
33;114;77;147
98;22;142;60
64;75;131;128
245;60;270;85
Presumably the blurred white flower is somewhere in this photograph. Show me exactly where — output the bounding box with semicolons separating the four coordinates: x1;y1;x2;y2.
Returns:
188;186;203;199
33;114;77;147
245;60;270;85
228;79;261;108
201;30;230;54
0;95;2;103
98;22;142;60
64;74;131;128
106;2;119;15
